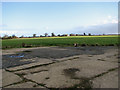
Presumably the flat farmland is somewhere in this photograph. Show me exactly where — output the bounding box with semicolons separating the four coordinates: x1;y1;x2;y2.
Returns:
2;35;119;49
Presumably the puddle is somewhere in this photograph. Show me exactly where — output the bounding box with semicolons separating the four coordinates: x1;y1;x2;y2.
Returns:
2;53;34;68
9;53;25;58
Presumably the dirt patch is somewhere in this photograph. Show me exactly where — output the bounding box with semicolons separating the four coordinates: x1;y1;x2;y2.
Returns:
63;68;93;89
63;68;80;79
65;77;93;89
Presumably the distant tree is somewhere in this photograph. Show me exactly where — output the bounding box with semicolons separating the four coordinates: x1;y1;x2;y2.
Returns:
8;36;12;39
44;33;48;37
70;34;75;36
83;33;86;36
76;34;80;36
20;35;24;38
40;35;42;37
88;33;91;36
12;34;17;38
58;34;60;37
63;34;68;36
33;34;36;37
51;33;55;37
2;34;8;39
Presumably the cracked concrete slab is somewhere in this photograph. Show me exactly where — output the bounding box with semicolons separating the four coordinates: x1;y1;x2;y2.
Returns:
2;70;22;87
2;46;118;88
92;69;118;88
47;58;118;78
6;58;54;71
24;71;80;88
24;58;118;88
5;82;38;88
14;66;49;75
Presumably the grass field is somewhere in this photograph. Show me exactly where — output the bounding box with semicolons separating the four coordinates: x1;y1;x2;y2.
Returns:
2;35;119;49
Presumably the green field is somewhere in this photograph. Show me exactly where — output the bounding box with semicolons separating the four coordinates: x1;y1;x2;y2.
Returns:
2;35;119;49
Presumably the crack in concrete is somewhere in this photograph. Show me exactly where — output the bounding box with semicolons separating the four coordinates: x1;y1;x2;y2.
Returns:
6;62;55;72
63;67;118;89
91;67;118;80
3;66;118;88
30;70;48;74
3;69;48;89
3;53;118;89
5;56;81;72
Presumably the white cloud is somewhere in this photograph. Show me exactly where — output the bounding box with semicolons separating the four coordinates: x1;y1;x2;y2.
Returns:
103;15;118;24
0;30;18;34
1;15;118;36
108;15;112;19
103;20;108;24
0;30;29;37
69;16;118;35
71;22;118;35
87;15;118;27
111;19;118;23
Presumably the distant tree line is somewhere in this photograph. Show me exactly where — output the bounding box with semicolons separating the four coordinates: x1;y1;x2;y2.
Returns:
1;32;106;39
1;34;18;39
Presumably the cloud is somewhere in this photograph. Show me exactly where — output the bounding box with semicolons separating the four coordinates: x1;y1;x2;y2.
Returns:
88;15;118;26
70;15;118;34
111;19;118;23
108;15;112;19
71;22;118;34
103;15;118;24
0;30;18;34
1;15;118;36
0;30;29;37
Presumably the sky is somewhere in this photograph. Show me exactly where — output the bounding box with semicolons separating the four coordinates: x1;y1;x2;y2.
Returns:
0;2;118;37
